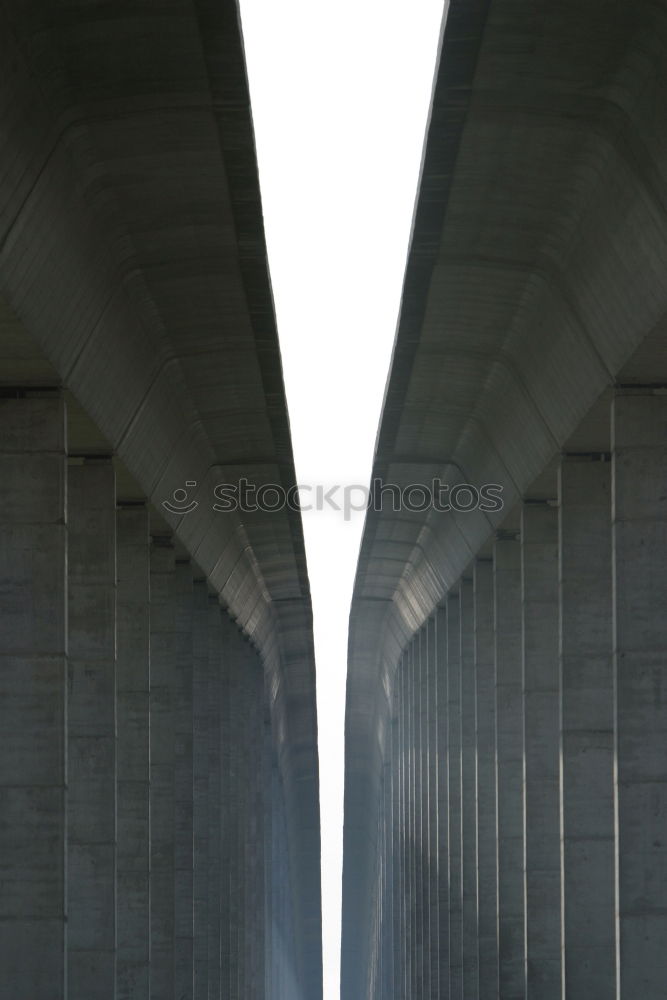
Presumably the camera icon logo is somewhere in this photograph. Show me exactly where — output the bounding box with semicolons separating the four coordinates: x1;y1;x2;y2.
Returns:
162;481;199;515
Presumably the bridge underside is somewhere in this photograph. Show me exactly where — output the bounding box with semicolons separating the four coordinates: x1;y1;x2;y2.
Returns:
342;0;667;997
0;3;322;998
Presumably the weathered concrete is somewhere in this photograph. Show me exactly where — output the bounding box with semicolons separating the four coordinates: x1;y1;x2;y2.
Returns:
613;391;667;997
206;598;222;997
150;540;177;999
397;654;408;998
522;502;561;999
415;632;426;998
494;534;524;999
227;617;243;1000
390;714;401;1000
67;459;117;998
460;577;479;998
192;582;210;1000
426;617;439;1000
220;612;234;998
473;558;498;999
0;394;67;999
559;457;615;997
116;504;151;1000
405;647;415;999
174;563;195;1000
263;709;273;1000
446;591;463;999
435;606;450;997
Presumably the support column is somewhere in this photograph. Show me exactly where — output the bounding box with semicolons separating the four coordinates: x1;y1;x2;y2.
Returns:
174;564;194;1000
228;623;242;1000
559;456;615;998
150;538;176;999
494;531;524;999
237;632;251;1000
415;631;426;999
263;709;273;1000
270;759;282;999
247;646;265;999
473;558;498;999
193;582;209;1000
220;612;233;999
522;501;561;998
0;394;67;999
206;598;222;998
384;730;393;999
67;458;117;998
435;606;450;996
447;590;463;999
426;617;439;1000
460;576;479;998
407;642;419;998
389;712;402;1000
613;390;667;996
397;654;408;999
117;504;151;1000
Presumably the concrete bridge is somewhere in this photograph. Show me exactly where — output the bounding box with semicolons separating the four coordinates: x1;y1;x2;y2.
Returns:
0;2;322;998
342;0;667;997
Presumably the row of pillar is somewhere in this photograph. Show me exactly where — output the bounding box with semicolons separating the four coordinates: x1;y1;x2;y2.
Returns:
368;389;667;998
0;392;299;1000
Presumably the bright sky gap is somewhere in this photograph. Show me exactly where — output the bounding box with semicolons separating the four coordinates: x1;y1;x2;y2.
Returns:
237;3;446;996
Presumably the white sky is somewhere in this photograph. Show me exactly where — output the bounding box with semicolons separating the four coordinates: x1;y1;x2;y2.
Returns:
237;3;445;996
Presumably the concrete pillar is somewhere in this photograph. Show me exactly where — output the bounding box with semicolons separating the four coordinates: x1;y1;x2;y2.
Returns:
426;617;439;1000
192;580;209;1000
116;504;151;1000
447;589;463;999
248;648;265;999
493;532;524;999
192;582;210;1000
389;713;400;1000
406;643;417;998
263;711;273;1000
403;649;412;999
558;456;615;997
227;624;242;1000
174;564;194;1000
397;654;408;999
522;501;561;999
473;558;498;999
460;576;479;998
206;598;222;998
67;458;117;998
435;606;450;996
219;613;232;999
415;631;426;998
0;393;67;999
613;390;667;996
380;736;394;1000
150;538;176;999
